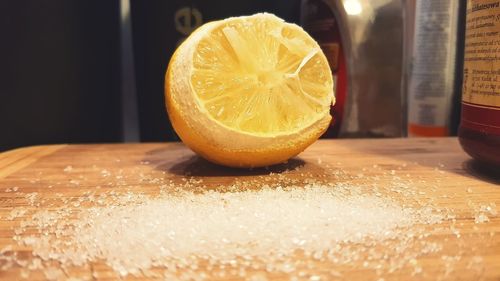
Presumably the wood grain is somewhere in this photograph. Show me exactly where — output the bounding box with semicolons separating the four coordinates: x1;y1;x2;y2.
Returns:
0;138;499;281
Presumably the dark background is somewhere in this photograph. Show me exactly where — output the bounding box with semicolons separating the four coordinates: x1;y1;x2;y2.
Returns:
0;1;122;152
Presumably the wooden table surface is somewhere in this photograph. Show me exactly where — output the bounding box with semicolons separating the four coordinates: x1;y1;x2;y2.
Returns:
0;138;499;281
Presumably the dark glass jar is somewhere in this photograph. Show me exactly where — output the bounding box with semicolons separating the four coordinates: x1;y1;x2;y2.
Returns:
458;0;500;168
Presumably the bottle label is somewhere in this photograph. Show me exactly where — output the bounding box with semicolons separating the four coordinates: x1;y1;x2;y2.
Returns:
462;0;500;133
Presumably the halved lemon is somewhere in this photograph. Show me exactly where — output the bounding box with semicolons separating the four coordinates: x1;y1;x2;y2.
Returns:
165;13;334;168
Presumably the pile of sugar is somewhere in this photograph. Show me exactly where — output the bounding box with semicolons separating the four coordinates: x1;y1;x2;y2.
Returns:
11;183;446;279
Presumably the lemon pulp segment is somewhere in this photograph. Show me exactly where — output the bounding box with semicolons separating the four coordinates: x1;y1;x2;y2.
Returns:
190;15;333;136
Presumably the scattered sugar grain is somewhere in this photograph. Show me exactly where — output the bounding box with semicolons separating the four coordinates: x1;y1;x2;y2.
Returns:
475;213;489;223
480;203;498;216
25;192;38;205
309;275;321;281
474;203;497;223
6;208;27;220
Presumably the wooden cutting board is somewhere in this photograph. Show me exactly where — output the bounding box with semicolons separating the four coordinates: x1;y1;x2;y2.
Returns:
0;138;499;281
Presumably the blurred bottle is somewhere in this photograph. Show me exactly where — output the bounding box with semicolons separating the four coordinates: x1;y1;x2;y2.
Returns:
459;0;500;169
0;1;121;151
130;0;301;141
301;0;406;138
301;0;347;137
405;0;467;137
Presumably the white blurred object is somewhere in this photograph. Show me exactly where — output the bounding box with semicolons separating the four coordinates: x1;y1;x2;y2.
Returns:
405;0;463;137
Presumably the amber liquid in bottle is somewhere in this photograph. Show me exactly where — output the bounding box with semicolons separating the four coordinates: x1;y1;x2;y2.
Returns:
301;0;347;138
458;0;500;170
